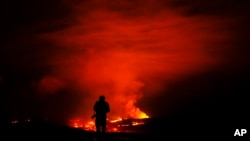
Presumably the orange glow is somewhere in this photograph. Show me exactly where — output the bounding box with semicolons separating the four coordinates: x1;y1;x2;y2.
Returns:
132;121;144;126
84;121;96;131
69;119;83;128
69;119;95;131
40;0;232;121
109;118;122;123
68;117;147;132
125;100;149;119
111;127;118;132
137;112;149;119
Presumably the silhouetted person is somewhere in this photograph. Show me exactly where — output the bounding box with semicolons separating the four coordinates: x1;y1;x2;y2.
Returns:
93;95;110;138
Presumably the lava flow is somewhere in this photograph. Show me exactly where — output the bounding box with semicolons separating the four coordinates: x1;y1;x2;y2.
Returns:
69;110;149;132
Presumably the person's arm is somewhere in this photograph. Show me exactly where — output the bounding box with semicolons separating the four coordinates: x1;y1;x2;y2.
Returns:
91;112;96;119
92;102;96;119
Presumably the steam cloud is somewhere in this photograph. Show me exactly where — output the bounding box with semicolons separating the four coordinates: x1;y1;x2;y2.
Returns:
2;0;244;122
37;0;232;119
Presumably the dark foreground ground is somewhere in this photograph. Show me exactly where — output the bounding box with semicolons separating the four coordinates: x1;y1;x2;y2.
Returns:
2;117;248;140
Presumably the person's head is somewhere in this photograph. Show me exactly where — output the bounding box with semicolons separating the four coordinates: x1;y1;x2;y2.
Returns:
99;95;105;101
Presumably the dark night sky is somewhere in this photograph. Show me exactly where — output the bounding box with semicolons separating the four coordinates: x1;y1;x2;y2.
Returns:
1;0;249;127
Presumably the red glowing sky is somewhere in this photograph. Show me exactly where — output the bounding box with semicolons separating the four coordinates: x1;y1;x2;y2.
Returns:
1;0;249;122
40;1;232;118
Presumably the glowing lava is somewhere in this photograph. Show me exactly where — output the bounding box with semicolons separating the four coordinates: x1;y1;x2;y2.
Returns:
69;116;149;132
69;110;149;132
